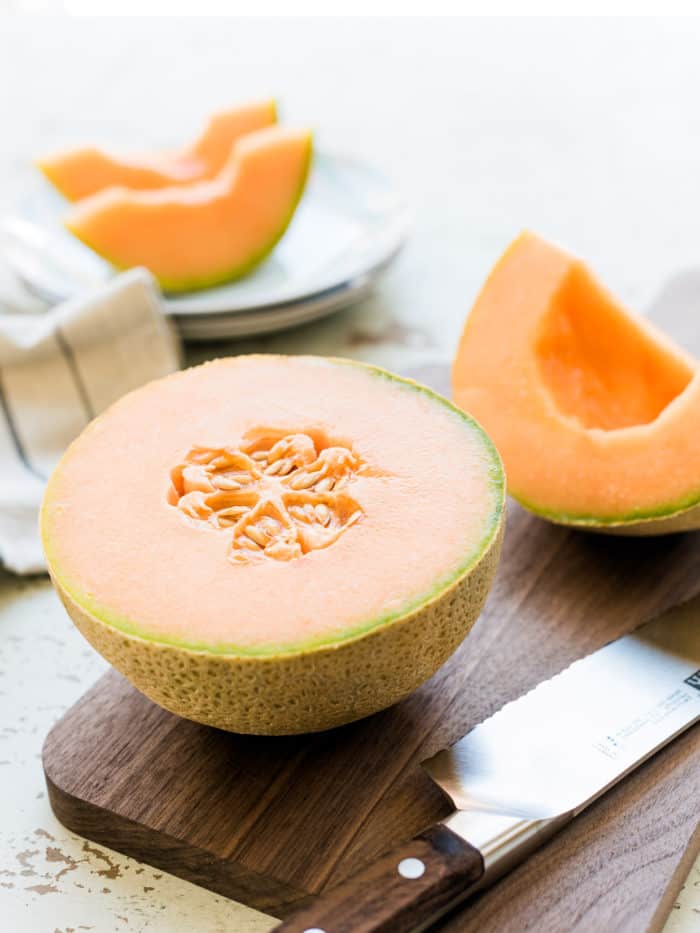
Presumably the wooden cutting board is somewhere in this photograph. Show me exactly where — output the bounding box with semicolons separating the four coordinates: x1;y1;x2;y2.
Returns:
42;352;700;932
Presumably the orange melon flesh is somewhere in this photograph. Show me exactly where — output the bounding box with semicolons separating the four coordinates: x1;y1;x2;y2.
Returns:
37;100;277;201
42;356;503;653
453;231;700;531
65;127;312;293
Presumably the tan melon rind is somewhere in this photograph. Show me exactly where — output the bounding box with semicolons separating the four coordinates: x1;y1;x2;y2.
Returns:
596;504;700;535
51;518;503;736
515;497;700;536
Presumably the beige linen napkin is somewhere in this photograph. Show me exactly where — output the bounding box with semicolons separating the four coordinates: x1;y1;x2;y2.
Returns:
0;268;181;574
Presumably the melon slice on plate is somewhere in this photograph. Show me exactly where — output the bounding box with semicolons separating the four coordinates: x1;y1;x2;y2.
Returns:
42;356;505;735
453;231;700;535
36;100;277;201
64;126;312;293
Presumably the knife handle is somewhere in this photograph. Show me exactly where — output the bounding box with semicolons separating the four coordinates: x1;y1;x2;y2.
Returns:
273;823;484;933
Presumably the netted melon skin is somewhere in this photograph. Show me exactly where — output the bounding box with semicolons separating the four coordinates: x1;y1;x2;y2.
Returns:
53;520;503;736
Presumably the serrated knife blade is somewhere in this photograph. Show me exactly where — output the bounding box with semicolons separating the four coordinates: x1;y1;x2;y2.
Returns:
276;595;700;933
424;595;700;821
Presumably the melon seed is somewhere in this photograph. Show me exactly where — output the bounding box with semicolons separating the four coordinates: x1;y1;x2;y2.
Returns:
245;525;269;547
260;516;282;535
217;506;250;526
315;504;331;526
213;476;242;490
288;471;318;490
265;459;286;476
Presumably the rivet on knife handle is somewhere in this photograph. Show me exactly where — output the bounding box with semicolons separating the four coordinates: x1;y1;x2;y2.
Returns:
272;823;484;933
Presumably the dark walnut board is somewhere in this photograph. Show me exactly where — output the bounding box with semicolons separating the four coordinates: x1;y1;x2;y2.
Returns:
43;352;700;932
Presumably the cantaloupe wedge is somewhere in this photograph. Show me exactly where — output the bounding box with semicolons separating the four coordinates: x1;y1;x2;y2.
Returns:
41;356;505;735
37;100;277;201
453;231;700;535
65;126;312;293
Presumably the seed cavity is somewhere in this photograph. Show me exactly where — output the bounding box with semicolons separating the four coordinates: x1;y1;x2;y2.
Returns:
170;431;368;565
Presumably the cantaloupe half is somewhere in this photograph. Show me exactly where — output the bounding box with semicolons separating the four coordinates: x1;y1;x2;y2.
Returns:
64;126;312;293
37;100;277;201
453;231;700;535
41;356;505;735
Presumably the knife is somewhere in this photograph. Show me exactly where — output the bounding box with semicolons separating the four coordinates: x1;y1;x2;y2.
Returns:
274;595;700;933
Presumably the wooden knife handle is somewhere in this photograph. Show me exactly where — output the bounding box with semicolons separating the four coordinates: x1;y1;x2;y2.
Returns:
273;824;484;933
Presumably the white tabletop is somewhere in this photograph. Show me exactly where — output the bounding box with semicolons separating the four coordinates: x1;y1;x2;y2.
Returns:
0;15;699;932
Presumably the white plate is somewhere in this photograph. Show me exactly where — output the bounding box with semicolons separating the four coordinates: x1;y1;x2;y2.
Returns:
2;150;409;325
176;277;374;341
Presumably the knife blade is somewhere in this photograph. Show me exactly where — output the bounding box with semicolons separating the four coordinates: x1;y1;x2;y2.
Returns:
274;595;700;933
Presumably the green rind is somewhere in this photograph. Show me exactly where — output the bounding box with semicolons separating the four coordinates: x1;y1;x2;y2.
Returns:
513;485;700;531
65;134;313;295
42;356;505;660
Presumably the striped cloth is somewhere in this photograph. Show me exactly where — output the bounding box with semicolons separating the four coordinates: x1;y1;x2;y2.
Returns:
0;268;181;574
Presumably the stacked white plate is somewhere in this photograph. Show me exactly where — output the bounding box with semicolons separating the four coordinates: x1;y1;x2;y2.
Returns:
3;152;409;341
